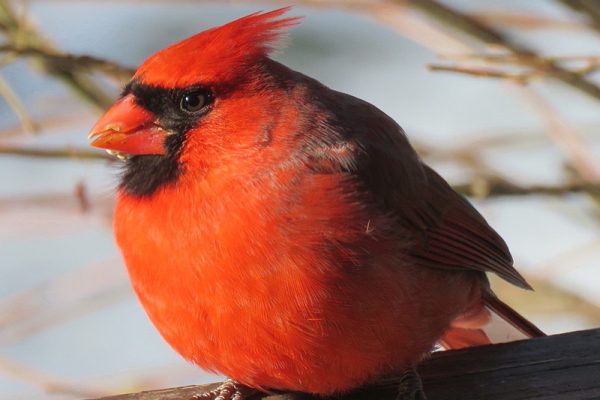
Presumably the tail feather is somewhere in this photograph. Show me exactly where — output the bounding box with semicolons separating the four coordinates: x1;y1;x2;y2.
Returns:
439;292;545;350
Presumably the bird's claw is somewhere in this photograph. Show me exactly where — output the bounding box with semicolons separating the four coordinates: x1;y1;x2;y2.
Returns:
191;379;256;400
396;368;427;400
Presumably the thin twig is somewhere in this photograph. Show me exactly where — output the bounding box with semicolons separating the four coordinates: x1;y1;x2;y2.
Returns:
453;178;600;198
0;192;115;220
0;0;115;110
468;10;586;31
0;144;110;160
557;0;600;33
0;109;94;139
438;53;600;74
427;64;533;84
74;180;91;212
489;274;600;322
0;43;135;80
407;0;600;102
511;85;600;183
0;72;37;133
440;53;600;65
375;0;600;186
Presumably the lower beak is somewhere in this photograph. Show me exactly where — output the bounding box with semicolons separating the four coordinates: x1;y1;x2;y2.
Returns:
88;94;168;156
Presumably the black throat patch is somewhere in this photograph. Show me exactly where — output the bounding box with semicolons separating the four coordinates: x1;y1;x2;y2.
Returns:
118;79;212;197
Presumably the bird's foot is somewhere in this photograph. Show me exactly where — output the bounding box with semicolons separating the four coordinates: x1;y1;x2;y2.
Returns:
191;379;257;400
396;368;427;400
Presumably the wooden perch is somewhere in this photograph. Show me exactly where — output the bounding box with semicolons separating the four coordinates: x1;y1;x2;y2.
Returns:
94;328;600;400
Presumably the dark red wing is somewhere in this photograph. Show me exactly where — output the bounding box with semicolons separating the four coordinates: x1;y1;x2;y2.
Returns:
303;87;531;289
404;166;531;289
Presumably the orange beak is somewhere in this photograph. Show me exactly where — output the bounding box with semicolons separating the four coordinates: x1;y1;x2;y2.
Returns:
88;94;168;156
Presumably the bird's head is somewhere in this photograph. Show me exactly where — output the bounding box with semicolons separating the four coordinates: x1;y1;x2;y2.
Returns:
89;8;303;197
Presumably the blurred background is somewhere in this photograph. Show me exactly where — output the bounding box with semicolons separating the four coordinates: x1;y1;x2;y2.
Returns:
1;0;600;399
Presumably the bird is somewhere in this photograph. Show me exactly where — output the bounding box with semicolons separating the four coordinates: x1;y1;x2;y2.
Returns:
89;8;544;400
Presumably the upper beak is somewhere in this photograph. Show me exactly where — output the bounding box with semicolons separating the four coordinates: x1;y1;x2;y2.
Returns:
88;94;168;156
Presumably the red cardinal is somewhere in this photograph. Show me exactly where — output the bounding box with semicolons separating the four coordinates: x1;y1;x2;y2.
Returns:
89;8;543;399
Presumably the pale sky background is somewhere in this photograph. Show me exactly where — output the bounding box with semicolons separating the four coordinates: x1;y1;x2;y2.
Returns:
1;1;600;399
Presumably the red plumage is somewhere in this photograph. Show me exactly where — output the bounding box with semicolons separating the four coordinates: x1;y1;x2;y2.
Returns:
135;8;301;87
90;8;543;397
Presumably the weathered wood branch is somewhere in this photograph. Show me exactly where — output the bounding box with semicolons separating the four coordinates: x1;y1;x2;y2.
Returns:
93;328;600;400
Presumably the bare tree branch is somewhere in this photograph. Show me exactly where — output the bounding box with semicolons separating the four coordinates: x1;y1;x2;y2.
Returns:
0;72;37;132
427;64;533;83
0;144;111;160
453;178;600;198
557;0;600;33
0;0;116;109
0;43;135;80
468;10;586;30
511;85;600;183
407;0;600;102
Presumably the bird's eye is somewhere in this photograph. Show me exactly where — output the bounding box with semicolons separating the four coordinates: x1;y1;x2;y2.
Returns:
180;90;209;113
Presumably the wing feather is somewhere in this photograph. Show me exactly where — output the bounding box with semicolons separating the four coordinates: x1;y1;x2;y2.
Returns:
302;86;531;289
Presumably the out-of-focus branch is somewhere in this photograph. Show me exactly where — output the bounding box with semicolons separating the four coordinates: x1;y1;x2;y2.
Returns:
0;356;107;398
435;53;600;77
407;0;600;102
0;260;129;346
74;180;91;212
0;72;37;133
394;0;600;185
0;0;115;109
0;109;94;139
511;85;600;183
489;274;600;324
0;144;110;160
453;178;600;199
468;10;586;30
0;191;115;221
427;64;532;84
557;0;600;33
0;43;135;81
1;140;597;198
441;53;600;66
407;0;509;44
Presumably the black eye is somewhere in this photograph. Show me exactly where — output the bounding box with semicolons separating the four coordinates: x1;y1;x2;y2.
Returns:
180;90;209;113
